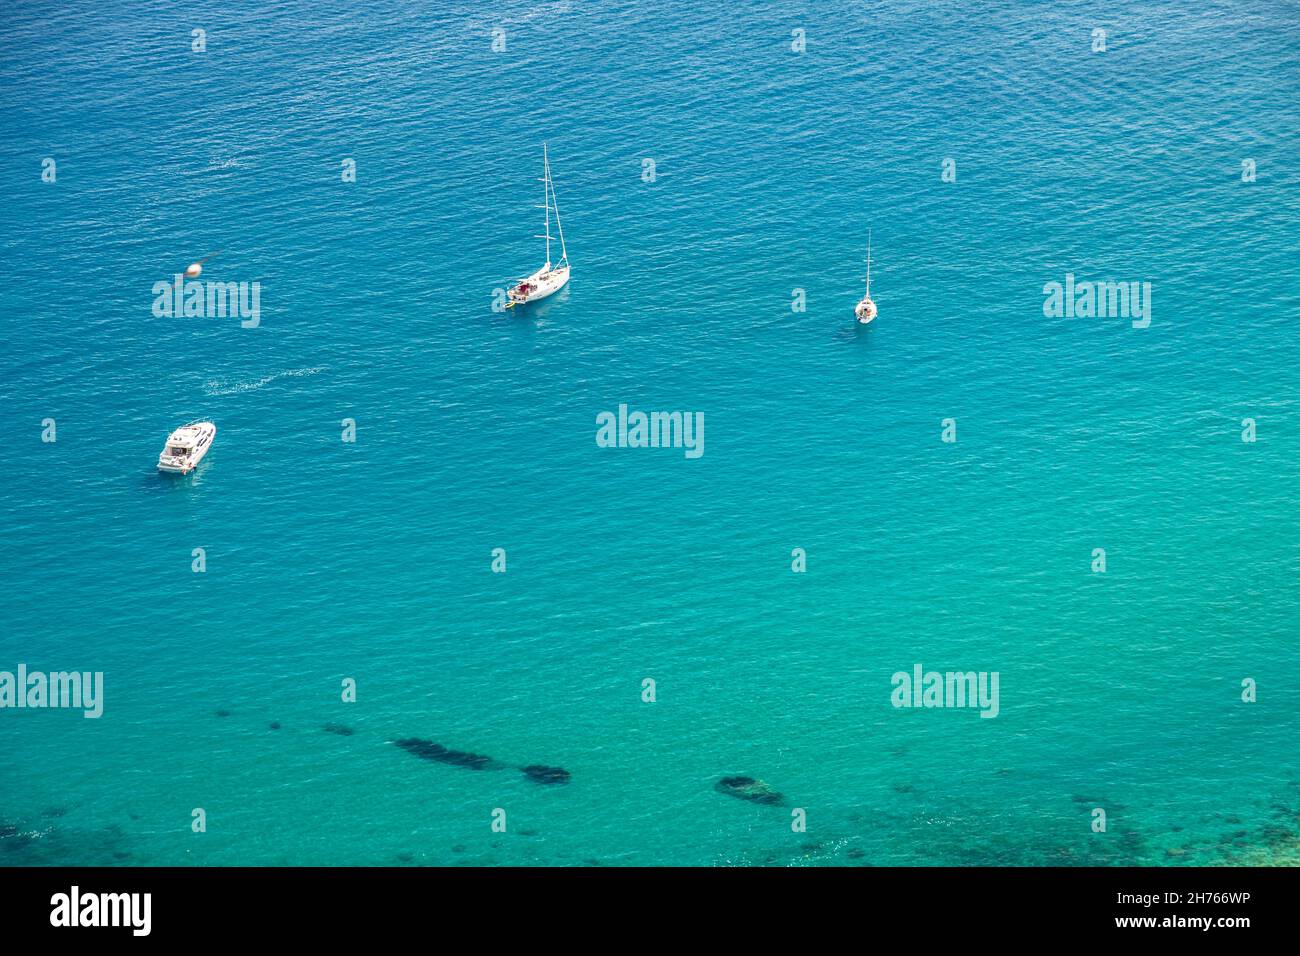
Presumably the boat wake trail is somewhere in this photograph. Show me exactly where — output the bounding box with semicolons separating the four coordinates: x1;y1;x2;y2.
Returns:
204;366;327;396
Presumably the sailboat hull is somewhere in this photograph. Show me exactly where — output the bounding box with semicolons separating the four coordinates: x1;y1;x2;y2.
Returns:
509;263;570;306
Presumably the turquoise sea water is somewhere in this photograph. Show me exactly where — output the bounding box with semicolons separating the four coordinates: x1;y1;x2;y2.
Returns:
1;0;1298;866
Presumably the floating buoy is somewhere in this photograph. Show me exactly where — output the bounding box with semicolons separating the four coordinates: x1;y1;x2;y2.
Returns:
184;251;219;279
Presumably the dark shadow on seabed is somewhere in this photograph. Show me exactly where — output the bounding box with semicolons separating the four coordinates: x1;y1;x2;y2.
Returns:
7;715;1300;864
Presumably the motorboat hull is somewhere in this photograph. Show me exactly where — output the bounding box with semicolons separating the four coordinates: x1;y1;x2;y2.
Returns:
158;422;216;474
855;298;877;324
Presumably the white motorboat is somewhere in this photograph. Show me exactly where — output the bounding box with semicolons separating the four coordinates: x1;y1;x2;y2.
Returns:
507;144;569;308
158;421;216;474
855;230;878;324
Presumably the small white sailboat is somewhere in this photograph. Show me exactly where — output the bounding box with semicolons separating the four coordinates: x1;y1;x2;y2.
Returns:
158;421;216;474
855;230;878;324
507;145;569;308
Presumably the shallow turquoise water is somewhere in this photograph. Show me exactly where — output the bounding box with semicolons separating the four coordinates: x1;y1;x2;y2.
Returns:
1;0;1298;865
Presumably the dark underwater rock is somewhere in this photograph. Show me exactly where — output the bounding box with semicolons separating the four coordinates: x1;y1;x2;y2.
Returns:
715;775;785;806
521;764;570;785
394;738;498;770
269;721;281;730
42;807;67;819
1260;824;1292;845
214;709;231;718
1270;803;1300;822
323;723;355;737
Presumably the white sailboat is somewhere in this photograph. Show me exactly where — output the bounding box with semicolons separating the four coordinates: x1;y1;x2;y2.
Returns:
507;145;569;308
855;230;878;324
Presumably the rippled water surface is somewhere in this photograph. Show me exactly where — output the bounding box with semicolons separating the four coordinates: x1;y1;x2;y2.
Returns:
1;0;1297;865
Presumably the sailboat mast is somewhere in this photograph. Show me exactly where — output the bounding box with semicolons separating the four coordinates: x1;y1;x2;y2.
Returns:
543;144;552;266
866;229;872;296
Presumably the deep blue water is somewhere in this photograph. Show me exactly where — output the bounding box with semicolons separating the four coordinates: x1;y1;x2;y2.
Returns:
1;0;1298;865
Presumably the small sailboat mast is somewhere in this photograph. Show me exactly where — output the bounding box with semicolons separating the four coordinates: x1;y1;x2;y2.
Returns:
538;143;553;268
865;229;872;297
